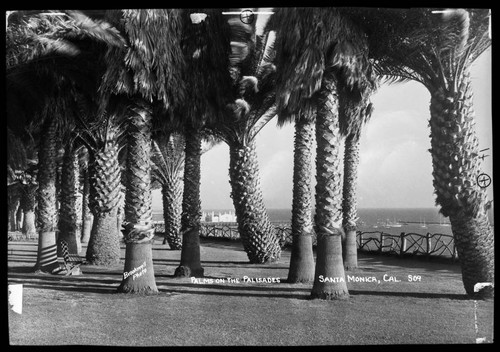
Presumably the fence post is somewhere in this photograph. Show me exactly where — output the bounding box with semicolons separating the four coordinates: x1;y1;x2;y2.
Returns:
379;232;384;253
358;232;363;249
426;233;432;255
400;232;406;256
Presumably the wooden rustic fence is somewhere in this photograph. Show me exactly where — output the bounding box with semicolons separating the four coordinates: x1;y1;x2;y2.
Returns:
8;221;456;261
357;231;457;260
153;222;458;260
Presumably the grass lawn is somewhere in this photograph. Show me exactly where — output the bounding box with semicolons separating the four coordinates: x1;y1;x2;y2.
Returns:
7;236;494;346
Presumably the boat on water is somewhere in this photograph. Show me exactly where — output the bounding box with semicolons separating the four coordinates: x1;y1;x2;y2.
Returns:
420;217;428;228
381;218;402;228
439;215;451;227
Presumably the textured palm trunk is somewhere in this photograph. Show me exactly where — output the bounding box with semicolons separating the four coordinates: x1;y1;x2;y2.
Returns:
54;143;64;232
20;184;37;237
75;178;83;236
310;74;349;300
175;127;204;277
34;119;59;273
342;133;360;270
229;139;281;264
117;190;125;238
288;118;315;282
86;139;122;265
161;177;183;249
8;199;18;231
80;168;93;243
57;145;82;255
118;107;157;293
16;205;23;232
22;211;35;237
429;71;494;297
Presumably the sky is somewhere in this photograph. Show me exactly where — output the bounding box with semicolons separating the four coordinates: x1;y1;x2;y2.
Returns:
152;17;493;212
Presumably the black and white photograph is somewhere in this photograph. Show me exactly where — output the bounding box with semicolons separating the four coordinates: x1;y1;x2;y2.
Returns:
6;7;494;346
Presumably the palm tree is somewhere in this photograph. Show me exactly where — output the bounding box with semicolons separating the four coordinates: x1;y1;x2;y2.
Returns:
19;180;38;237
57;138;83;255
339;75;376;270
34;116;61;272
118;100;157;293
272;7;372;299
6;13;64;268
174;125;205;277
349;8;493;297
7;129;38;236
172;8;233;277
276;101;317;282
81;102;127;265
7;10;128;272
78;147;93;243
96;9;187;292
208;10;282;264
8;184;21;232
151;131;218;250
7;129;25;232
151;132;185;249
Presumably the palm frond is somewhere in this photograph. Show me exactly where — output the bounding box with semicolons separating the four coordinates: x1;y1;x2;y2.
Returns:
249;104;277;140
344;8;490;92
65;10;126;47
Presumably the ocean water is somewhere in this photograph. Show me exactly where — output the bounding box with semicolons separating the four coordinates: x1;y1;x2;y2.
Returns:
152;207;493;236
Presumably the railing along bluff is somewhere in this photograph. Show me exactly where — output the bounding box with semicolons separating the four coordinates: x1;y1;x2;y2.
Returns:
153;222;458;261
356;231;457;260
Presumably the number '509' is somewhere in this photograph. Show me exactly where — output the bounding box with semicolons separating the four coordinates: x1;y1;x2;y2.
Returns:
408;275;422;282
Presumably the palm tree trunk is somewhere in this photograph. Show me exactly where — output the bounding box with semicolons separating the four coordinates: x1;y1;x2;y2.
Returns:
175;127;204;277
88;208;120;262
342;133;360;270
80;167;93;243
86;139;122;265
118;106;157;293
310;73;349;300
57;144;82;255
8;195;19;231
16;204;23;232
54;141;64;232
229;139;281;264
429;72;494;297
22;211;36;238
75;176;83;238
20;184;37;238
161;177;183;249
34;119;59;273
117;189;125;238
288;118;315;282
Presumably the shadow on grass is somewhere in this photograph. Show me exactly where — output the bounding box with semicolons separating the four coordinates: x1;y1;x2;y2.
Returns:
156;287;309;300
349;289;469;300
157;280;311;293
9;270;471;301
7;256;38;262
9;271;308;294
7;242;39;247
14;279;309;299
8;267;40;274
20;283;118;294
8;250;38;255
8;273;122;285
357;253;461;272
151;258;287;270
